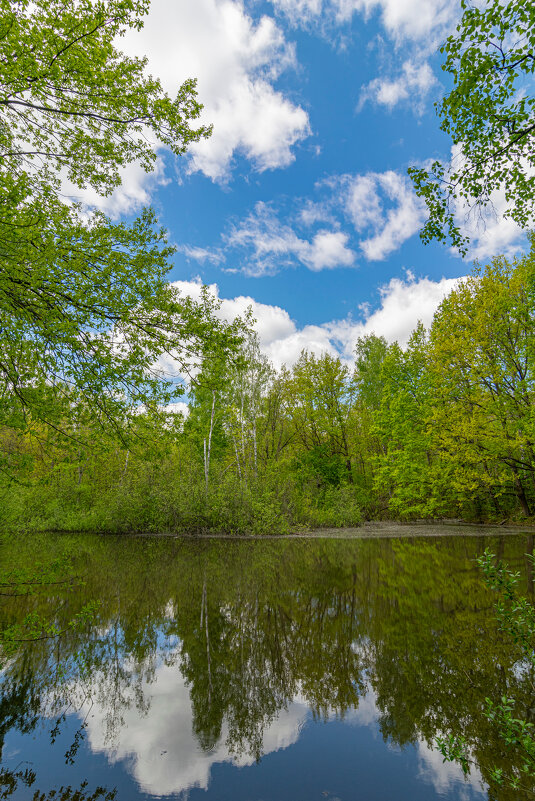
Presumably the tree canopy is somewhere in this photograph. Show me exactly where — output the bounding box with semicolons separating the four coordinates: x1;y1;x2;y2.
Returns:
409;0;535;254
0;0;242;457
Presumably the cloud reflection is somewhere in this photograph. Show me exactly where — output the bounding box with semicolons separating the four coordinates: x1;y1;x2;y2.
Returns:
81;658;309;796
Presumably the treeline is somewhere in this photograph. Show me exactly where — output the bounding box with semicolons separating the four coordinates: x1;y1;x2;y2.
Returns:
1;245;534;533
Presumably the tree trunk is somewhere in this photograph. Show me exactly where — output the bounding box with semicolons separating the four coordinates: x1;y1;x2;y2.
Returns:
204;391;217;495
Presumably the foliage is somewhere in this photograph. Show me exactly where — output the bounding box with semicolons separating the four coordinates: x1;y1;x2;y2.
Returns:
428;244;535;517
1;234;535;531
439;548;535;795
0;0;245;457
409;0;535;253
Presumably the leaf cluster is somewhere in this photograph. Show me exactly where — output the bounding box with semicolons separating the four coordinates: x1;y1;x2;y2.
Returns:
409;0;535;253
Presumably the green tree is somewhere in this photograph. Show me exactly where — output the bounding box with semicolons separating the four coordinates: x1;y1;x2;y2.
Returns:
409;0;535;253
351;335;389;513
286;351;355;487
428;246;535;517
0;0;234;457
372;327;451;518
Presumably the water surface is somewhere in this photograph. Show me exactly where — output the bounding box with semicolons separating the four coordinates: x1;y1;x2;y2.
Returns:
1;531;534;800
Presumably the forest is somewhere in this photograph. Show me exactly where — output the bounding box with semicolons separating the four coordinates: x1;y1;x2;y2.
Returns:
0;0;534;536
1;242;534;534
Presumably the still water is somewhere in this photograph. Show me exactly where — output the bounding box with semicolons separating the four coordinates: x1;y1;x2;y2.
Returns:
1;532;534;801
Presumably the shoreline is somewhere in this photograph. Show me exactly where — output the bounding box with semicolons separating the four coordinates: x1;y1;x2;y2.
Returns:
8;520;535;541
98;520;535;539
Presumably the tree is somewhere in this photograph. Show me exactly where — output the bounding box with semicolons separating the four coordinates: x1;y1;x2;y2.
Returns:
428;245;535;516
1;0;211;194
409;0;535;254
372;327;451;518
351;335;389;511
0;0;237;458
285;351;355;487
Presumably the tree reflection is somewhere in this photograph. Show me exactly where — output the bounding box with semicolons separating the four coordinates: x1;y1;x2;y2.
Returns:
0;533;533;798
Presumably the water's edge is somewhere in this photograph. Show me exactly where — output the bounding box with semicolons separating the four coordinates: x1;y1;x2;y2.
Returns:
74;520;535;539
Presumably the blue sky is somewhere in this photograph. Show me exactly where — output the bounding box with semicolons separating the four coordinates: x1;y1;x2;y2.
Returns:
82;0;528;367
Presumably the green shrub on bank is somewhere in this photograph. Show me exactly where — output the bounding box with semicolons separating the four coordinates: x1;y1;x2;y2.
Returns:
0;452;362;536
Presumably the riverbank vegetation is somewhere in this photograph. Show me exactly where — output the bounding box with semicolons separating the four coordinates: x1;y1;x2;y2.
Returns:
1;243;534;534
1;0;535;535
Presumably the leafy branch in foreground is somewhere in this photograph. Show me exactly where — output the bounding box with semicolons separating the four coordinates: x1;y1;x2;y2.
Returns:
0;0;211;194
439;548;535;794
0;602;100;666
409;0;535;253
0;0;239;463
0;550;100;667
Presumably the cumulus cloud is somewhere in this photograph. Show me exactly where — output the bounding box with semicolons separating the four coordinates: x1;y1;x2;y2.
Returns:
121;0;310;182
358;60;438;112
181;170;428;274
326;272;460;354
269;1;456;126
461;196;529;262
171;277;334;368
344;0;457;41
305;230;356;270
166;402;190;418
172;271;460;368
81;658;309;797
434;144;532;261
225;202;356;275
340;170;428;260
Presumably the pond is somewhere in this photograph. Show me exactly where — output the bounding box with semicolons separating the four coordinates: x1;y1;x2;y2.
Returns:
1;530;534;801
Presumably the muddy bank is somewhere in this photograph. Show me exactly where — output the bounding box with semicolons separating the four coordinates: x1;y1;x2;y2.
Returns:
122;520;535;539
293;520;535;538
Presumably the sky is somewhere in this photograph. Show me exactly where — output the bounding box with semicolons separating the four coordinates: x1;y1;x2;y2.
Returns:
82;0;528;368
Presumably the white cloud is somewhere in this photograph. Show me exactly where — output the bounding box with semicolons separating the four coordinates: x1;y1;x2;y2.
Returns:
269;0;455;127
172;277;333;368
462;199;528;262
358;60;437;112
326;272;460;353
341;171;428;260
226;202;356;274
441;144;531;261
269;0;325;26
183;169;429;273
122;0;310;182
417;738;486;799
299;200;337;226
166;402;190;418
343;0;457;41
304;230;356;270
80;658;309;797
62;157;169;219
179;245;225;265
171;271;460;368
269;0;457;41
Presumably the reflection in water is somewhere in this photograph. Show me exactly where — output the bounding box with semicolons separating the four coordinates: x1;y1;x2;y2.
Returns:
0;533;534;800
416;738;483;799
81;659;308;796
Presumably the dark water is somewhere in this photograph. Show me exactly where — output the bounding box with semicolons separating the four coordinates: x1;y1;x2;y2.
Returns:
1;532;534;801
